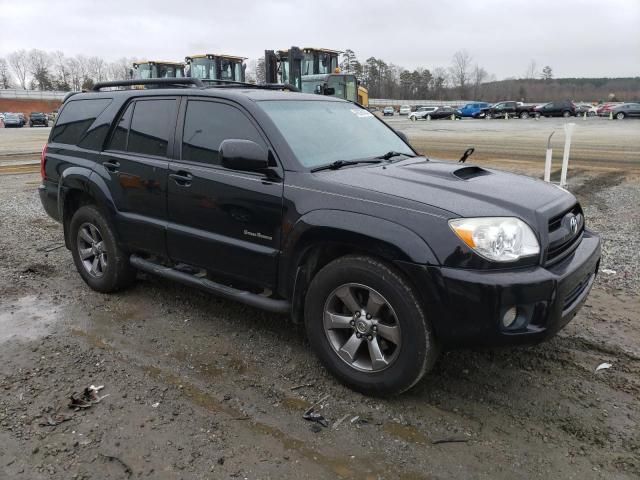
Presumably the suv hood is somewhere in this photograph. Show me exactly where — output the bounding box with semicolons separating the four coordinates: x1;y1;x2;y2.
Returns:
319;158;574;222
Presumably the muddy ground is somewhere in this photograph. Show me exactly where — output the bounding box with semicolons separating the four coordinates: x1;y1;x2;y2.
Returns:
0;123;639;479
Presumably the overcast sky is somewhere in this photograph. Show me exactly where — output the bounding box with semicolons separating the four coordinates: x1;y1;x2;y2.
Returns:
0;0;638;79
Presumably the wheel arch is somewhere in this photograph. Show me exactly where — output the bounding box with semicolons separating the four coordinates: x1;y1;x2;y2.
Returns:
59;169;118;248
281;210;438;323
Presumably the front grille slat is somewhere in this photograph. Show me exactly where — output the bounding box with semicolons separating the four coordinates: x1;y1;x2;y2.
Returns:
563;273;593;311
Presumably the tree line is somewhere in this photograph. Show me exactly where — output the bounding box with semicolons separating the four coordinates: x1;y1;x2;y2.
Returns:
1;48;638;102
0;49;135;91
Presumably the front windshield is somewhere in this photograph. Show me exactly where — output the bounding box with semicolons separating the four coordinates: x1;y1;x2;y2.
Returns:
259;100;414;168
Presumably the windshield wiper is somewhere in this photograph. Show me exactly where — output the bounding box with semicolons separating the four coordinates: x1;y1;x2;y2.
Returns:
376;151;415;161
310;159;382;173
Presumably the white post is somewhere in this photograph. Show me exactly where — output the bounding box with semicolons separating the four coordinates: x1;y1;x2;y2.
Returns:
544;131;554;182
560;123;575;188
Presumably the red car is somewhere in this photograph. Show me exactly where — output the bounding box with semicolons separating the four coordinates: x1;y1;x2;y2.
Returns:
597;102;623;116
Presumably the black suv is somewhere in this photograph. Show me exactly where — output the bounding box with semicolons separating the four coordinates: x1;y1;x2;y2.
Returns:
39;78;600;395
535;100;576;118
29;112;49;127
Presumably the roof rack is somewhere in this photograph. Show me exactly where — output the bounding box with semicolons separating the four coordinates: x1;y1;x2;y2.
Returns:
91;78;204;91
200;79;300;92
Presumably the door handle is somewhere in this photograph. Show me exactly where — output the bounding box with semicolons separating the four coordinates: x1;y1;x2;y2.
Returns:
103;160;120;173
170;171;193;186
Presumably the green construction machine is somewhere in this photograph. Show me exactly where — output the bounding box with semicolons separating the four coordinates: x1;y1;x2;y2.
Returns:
264;46;368;106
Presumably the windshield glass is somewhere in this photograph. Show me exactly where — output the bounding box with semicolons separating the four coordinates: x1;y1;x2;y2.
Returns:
259;100;413;168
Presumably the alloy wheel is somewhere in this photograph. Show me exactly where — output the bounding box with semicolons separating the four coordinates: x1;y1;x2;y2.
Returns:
323;283;401;372
77;222;107;278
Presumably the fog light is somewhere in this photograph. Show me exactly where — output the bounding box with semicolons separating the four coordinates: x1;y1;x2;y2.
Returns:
502;307;518;328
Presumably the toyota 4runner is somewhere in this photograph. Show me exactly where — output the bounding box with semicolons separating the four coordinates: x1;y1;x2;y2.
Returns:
39;78;600;395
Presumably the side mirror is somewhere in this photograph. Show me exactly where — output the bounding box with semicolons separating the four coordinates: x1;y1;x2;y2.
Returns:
220;139;269;172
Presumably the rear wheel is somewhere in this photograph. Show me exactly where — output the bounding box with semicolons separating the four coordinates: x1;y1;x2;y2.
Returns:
616;112;625;120
70;205;136;293
562;110;571;118
304;255;438;395
485;112;493;119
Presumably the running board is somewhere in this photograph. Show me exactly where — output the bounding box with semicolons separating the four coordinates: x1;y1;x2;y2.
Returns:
130;255;290;314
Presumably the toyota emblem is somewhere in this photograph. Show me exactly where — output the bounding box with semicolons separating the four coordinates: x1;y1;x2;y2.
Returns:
569;215;578;234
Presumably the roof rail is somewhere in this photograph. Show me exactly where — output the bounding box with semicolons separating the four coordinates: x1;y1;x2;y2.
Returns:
91;77;204;91
201;79;300;92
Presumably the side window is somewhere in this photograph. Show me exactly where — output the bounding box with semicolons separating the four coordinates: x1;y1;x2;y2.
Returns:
127;99;177;157
51;99;112;145
107;102;134;151
182;100;266;166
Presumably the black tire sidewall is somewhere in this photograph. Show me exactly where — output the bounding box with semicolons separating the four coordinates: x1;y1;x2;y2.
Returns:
69;205;131;293
305;256;435;395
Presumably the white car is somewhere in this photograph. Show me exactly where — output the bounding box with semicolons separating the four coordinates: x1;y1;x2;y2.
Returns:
399;105;411;115
408;107;438;121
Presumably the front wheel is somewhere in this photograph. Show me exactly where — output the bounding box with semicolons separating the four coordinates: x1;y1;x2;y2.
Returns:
616;112;625;120
562;110;571;118
304;255;438;395
520;111;530;119
70;205;136;293
485;112;493;119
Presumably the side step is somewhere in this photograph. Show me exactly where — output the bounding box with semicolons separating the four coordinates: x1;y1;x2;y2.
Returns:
130;255;291;314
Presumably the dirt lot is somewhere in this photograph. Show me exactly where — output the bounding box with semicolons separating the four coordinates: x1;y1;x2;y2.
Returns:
0;121;639;479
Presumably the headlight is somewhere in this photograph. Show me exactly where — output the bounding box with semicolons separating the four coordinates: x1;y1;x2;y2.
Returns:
449;217;540;262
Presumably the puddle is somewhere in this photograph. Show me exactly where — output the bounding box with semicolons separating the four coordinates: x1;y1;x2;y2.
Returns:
0;295;61;342
383;422;429;445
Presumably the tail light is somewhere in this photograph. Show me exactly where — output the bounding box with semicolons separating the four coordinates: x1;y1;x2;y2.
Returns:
40;144;47;180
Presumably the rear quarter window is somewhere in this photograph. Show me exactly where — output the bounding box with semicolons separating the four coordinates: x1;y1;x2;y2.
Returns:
50;99;112;146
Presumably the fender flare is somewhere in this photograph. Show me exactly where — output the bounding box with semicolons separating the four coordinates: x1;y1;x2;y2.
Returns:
282;209;438;279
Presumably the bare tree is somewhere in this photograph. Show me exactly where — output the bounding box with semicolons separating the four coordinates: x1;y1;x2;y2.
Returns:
524;59;538;79
8;50;29;89
472;65;488;99
449;50;472;97
87;56;106;83
106;57;133;81
51;50;70;89
28;49;53;90
0;58;12;89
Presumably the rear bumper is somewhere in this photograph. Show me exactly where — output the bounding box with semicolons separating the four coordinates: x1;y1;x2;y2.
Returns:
400;230;601;348
38;180;61;222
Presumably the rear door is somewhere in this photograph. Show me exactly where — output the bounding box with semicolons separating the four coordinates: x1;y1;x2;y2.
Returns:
166;98;284;288
99;97;178;255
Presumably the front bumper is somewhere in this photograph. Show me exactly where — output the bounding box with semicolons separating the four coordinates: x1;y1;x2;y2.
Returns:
401;230;601;348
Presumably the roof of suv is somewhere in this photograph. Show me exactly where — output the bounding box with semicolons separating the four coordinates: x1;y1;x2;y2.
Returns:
67;87;344;104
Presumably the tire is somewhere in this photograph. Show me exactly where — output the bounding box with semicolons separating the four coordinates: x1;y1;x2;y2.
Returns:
562;110;571;118
616;112;625;120
69;205;136;293
304;255;438;396
520;111;530;119
485;112;492;119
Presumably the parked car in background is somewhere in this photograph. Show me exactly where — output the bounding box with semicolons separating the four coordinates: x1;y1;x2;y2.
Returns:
597;102;623;116
574;103;596;116
29;112;49;127
410;106;460;120
17;113;26;126
3;113;23;128
408;106;438;120
535;101;576;118
611;103;640;119
399;105;411;115
458;102;491;118
382;106;394;116
480;101;537;119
